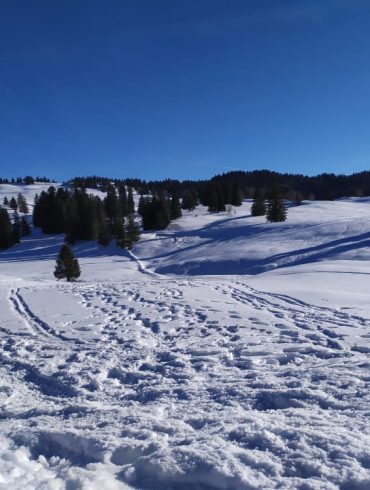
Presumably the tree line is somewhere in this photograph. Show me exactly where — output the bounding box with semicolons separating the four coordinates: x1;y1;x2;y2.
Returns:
0;176;51;185
70;168;370;203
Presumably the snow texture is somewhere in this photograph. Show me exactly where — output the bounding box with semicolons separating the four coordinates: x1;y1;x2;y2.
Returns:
1;184;370;489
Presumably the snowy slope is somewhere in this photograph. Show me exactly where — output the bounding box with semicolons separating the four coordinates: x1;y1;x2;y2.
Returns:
1;187;370;489
135;198;370;275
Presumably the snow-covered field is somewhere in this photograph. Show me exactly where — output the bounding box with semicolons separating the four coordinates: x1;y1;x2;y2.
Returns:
1;184;370;489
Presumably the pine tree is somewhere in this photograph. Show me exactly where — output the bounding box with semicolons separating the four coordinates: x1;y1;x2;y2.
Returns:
116;219;130;249
0;208;13;249
138;195;146;216
118;185;128;217
9;197;18;211
54;244;81;281
230;184;243;206
170;191;182;220
126;214;141;249
181;188;197;210
104;185;119;221
127;187;135;215
251;189;266;216
11;212;21;244
207;184;225;213
96;200;111;246
17;193;29;214
266;188;287;223
3;197;9;207
140;195;171;231
293;191;303;206
97;221;111;246
20;216;31;236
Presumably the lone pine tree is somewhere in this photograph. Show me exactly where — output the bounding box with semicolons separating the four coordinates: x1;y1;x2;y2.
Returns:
54;244;81;282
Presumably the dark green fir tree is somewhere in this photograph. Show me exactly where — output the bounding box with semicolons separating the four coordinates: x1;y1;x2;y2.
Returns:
170;191;182;220
20;216;31;236
181;188;197;211
0;208;13;249
251;189;266;216
11;212;21;244
54;244;81;281
266;188;287;223
127;187;135;215
126;214;141;249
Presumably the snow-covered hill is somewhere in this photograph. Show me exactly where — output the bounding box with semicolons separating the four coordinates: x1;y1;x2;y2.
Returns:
1;185;370;489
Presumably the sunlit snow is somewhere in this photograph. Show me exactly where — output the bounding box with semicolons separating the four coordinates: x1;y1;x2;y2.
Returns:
1;184;370;489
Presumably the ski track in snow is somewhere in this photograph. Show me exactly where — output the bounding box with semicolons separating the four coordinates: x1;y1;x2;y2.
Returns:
1;275;370;489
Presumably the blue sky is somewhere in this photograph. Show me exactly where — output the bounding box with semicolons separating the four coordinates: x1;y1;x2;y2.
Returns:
1;0;370;181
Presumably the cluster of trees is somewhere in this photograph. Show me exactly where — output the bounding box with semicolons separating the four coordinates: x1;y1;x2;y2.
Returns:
199;182;243;212
3;193;29;214
33;185;140;249
0;176;50;185
0;194;31;250
138;191;182;230
251;188;287;222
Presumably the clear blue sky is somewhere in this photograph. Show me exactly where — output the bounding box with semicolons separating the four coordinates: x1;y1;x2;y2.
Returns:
1;0;370;181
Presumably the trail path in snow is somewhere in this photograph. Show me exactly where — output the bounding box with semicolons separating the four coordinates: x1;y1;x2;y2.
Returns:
1;277;370;489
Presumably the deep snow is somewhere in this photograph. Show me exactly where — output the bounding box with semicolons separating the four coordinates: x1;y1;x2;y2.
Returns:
1;184;370;489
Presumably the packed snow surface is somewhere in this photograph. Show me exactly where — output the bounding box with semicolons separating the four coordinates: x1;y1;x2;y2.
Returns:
1;184;370;489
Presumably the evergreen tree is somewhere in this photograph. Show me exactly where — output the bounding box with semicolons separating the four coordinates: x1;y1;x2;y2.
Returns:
97;221;112;246
24;176;35;185
9;197;18;211
11;212;21;244
20;216;31;236
170;190;182;220
207;184;225;213
127;187;135;215
0;208;13;249
140;195;171;231
155;195;171;229
230;184;243;206
293;191;303;206
126;214;141;249
3;197;9;207
104;185;119;221
96;199;111;246
118;184;128;217
138;195;147;217
54;244;81;281
116;219;130;249
17;193;29;214
266;188;287;223
251;189;266;216
181;188;197;210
